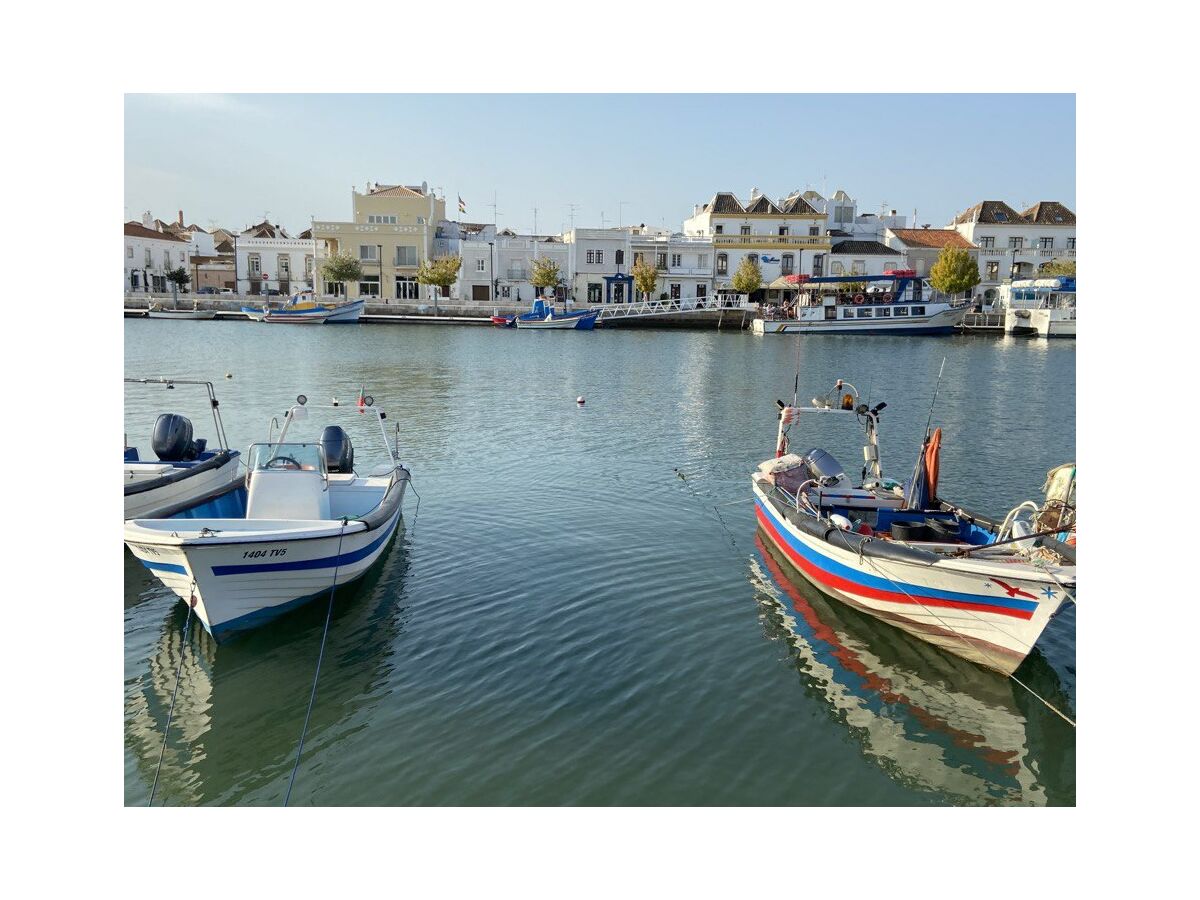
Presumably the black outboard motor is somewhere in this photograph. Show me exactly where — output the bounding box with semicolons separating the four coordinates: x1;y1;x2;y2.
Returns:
319;425;354;474
152;413;206;461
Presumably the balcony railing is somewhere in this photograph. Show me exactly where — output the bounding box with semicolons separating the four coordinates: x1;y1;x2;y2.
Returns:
712;234;828;248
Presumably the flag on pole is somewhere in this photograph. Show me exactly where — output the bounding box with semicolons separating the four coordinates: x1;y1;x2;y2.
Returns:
458;195;466;214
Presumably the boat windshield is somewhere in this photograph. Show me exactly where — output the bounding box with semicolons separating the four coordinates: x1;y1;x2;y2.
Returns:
247;442;326;474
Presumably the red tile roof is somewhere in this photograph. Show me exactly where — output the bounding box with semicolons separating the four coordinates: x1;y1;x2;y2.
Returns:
888;228;976;249
367;183;426;198
124;221;188;242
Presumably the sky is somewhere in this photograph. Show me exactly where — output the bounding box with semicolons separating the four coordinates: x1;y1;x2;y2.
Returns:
125;94;1075;236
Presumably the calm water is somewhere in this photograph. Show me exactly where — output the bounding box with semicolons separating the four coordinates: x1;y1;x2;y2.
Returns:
124;319;1076;806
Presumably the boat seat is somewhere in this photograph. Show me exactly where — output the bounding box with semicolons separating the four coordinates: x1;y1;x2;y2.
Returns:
246;470;330;520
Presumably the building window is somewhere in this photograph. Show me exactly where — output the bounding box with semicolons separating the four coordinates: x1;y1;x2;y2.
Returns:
778;226;789;236
979;236;995;248
781;254;794;275
278;255;290;279
359;275;380;297
396;276;419;299
994;212;1008;222
587;283;602;303
740;225;751;235
163;250;172;268
395;246;418;266
670;253;682;267
696;284;707;298
812;254;825;277
360;244;378;261
500;286;511;298
366;215;398;224
986;261;999;280
325;281;343;297
1067;237;1076;250
698;254;709;268
670;283;681;299
248;254;261;276
476;258;486;272
615;249;624;265
1009;237;1024;250
748;254;759;265
716;253;728;275
305;256;314;279
126;245;133;259
1039;237;1054;249
831;261;845;275
145;248;152;266
809;226;819;236
595;250;603;265
656;252;667;269
714;225;724;234
179;251;186;263
852;261;865;275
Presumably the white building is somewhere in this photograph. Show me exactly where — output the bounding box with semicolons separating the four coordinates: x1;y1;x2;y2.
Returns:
827;240;907;278
124;220;193;293
234;223;315;295
451;226;571;304
883;228;979;280
802;189;908;244
949;200;1076;292
563;228;635;304
682;188;829;301
629;227;714;303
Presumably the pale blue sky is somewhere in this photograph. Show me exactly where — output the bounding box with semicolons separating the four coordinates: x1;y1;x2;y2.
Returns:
125;94;1075;236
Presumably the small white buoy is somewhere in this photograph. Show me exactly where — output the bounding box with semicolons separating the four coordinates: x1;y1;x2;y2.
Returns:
225;373;233;379
576;396;585;405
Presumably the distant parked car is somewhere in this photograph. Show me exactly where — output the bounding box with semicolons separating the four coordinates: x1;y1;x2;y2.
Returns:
196;286;218;295
263;288;283;296
219;288;236;295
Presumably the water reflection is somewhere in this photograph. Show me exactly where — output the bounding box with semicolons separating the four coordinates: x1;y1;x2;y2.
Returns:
751;534;1074;806
124;527;412;805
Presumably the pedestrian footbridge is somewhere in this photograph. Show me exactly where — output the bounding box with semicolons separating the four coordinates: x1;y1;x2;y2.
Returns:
594;296;751;322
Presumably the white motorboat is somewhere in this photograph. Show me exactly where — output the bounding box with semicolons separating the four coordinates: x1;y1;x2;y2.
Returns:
125;394;410;640
1002;277;1076;338
124;378;244;519
243;294;365;323
751;272;967;335
751;377;1075;676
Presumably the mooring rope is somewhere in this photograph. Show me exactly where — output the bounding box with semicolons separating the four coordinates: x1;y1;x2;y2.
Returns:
675;468;744;555
858;552;1076;727
148;585;196;806
283;518;349;806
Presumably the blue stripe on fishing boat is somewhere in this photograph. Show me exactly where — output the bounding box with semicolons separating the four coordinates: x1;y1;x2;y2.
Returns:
209;508;400;576
755;498;1038;615
142;560;187;574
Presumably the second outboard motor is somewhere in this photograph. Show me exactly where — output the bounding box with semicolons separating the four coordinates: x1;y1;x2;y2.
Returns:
319;425;354;474
152;413;201;461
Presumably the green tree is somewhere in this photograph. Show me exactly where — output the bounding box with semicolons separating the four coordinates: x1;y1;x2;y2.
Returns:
529;257;561;297
416;255;463;313
1041;259;1076;277
928;246;981;299
319;250;362;297
165;266;191;302
632;255;658;301
730;256;763;297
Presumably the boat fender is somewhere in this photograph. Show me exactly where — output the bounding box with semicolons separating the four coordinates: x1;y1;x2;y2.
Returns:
830;514;853;531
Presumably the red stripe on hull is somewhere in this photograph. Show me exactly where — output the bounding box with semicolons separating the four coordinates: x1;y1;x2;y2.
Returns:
755;503;1033;621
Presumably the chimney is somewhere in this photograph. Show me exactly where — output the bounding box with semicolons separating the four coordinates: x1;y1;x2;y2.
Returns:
890;209;896;216
178;209;184;226
749;186;762;202
142;210;153;228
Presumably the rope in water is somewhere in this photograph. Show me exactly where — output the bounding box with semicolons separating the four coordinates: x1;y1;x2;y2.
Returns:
283;519;349;807
675;468;744;555
148;586;196;806
858;551;1076;727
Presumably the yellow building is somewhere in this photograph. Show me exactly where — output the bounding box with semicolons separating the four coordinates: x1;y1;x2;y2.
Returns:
313;181;447;300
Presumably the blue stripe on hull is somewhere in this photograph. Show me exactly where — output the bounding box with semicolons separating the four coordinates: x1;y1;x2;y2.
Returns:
754;497;1037;615
142;560;187;575
210;509;400;576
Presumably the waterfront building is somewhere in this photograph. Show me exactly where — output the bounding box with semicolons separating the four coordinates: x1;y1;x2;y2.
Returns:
313;181;446;300
629;226;714;303
802;189;908;243
682;189;830;303
124;219;193;293
949;200;1076;297
826;240;907;278
883;228;979;282
446;224;571;304
233;222;315;295
563;228;635;304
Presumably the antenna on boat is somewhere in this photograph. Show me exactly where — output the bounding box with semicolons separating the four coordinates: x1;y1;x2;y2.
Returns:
924;356;947;440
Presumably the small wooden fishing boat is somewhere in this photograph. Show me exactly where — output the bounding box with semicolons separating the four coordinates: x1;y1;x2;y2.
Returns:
515;310;599;330
147;302;216;320
125;393;410;640
124;378;244;519
751;377;1075;676
244;293;364;324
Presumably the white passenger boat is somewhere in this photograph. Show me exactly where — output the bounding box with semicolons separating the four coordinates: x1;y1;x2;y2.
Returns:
124;377;244;519
1002;278;1076;338
751;378;1075;675
751;272;967;335
124;394;410;640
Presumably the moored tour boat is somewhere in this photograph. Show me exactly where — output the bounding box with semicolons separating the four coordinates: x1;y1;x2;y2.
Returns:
750;377;1075;676
124;393;410;640
124;377;244;520
1002;277;1076;338
751;271;967;335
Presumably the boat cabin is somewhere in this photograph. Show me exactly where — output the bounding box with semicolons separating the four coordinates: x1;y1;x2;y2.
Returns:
1001;277;1076;311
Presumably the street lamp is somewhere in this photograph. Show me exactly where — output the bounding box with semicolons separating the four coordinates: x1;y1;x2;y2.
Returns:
377;244;383;303
488;241;495;303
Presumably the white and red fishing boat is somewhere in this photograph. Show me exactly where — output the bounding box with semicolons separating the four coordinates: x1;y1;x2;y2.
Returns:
750;377;1075;676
